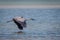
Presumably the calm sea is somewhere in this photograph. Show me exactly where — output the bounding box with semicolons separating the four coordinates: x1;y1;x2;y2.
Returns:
0;8;60;40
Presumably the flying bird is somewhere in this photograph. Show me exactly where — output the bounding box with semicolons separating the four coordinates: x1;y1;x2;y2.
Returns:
7;16;35;30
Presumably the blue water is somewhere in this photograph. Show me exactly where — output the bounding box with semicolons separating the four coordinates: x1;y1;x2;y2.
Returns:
0;8;60;40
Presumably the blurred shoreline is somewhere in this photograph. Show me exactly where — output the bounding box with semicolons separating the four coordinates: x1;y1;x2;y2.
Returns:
0;5;60;8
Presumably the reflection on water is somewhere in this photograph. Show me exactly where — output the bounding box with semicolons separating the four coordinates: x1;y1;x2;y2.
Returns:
0;30;60;40
0;8;60;40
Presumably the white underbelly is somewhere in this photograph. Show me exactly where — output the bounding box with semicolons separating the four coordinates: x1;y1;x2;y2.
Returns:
16;19;25;22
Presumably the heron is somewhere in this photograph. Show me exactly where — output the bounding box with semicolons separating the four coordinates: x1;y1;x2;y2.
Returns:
7;16;35;30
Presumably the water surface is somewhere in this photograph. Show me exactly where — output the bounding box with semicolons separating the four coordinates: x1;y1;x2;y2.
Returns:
0;8;60;40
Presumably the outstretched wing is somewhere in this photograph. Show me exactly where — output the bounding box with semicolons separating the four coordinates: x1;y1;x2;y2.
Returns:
18;21;27;28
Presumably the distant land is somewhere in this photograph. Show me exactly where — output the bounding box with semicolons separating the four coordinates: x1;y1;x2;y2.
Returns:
0;0;60;8
0;0;60;5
